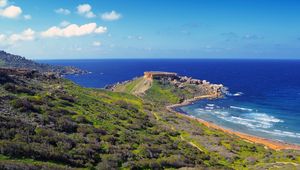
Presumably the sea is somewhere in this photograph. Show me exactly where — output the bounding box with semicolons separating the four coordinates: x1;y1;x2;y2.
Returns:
40;59;300;145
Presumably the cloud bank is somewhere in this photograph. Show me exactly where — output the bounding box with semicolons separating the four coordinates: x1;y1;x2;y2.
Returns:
41;23;107;38
0;28;35;45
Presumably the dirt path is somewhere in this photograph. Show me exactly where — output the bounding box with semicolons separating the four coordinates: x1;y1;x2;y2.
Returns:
180;135;204;152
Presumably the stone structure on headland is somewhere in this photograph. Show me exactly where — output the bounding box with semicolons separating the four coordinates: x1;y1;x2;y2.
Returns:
144;71;177;80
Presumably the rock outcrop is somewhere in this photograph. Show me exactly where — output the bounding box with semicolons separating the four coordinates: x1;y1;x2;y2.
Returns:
144;71;177;80
108;71;225;98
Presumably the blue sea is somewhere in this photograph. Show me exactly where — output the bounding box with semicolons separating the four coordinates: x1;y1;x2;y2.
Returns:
40;59;300;145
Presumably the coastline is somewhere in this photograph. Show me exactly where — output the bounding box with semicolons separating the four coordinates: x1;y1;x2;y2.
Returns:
166;94;300;151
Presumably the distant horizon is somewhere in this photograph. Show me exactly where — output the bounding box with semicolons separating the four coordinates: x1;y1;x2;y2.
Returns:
35;57;300;61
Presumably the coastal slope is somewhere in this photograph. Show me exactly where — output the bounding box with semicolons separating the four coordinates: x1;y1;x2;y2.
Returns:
0;50;86;75
0;68;300;169
110;71;300;169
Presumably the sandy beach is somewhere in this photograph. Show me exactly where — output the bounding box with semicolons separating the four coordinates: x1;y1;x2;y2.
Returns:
167;94;300;151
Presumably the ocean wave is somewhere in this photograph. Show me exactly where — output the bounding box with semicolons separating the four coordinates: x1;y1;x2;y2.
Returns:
218;112;283;129
257;129;300;139
230;106;253;112
205;106;214;110
224;90;244;97
213;111;229;116
246;113;284;123
194;105;284;131
233;92;244;96
220;116;273;129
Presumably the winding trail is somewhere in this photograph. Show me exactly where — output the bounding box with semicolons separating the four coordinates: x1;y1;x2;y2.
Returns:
169;122;204;152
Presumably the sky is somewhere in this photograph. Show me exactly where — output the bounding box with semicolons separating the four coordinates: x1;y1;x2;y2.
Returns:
0;0;300;59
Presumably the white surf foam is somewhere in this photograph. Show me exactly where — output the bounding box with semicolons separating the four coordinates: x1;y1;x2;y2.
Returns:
257;129;300;139
233;92;244;96
246;113;284;123
194;105;284;132
220;116;274;129
230;106;253;112
224;90;244;97
205;106;214;110
213;111;229;116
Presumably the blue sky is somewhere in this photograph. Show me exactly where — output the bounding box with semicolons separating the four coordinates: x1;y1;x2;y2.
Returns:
0;0;300;59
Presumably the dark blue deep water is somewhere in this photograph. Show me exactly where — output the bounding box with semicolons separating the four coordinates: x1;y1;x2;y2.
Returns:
40;59;300;144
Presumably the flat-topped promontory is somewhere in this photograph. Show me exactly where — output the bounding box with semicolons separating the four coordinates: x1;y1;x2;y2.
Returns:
144;71;177;80
108;71;225;100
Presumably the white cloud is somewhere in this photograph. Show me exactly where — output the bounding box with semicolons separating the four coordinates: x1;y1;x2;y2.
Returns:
77;4;95;18
92;41;101;46
77;4;91;13
8;28;35;43
60;20;70;27
41;23;107;38
55;8;70;15
95;26;107;34
24;14;31;20
0;0;7;7
0;28;36;45
85;11;96;18
0;34;6;41
0;5;22;18
101;11;122;21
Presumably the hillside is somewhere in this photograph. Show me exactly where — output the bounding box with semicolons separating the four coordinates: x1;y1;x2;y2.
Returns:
0;51;86;75
110;71;224;105
111;77;152;95
0;69;300;169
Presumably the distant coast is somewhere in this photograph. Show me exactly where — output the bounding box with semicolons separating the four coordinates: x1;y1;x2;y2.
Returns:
167;94;300;151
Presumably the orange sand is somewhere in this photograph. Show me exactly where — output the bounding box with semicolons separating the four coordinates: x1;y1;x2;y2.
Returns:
167;94;300;151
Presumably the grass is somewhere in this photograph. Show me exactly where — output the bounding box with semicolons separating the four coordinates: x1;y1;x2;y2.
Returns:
1;73;300;169
144;80;180;105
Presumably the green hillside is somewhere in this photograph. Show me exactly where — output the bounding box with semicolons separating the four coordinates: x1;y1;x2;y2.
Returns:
0;50;86;75
0;69;300;169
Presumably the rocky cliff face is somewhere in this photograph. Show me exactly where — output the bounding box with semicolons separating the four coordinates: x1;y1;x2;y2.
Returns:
157;74;224;96
0;50;87;75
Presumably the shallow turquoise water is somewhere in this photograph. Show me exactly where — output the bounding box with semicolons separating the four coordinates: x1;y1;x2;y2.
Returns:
178;94;300;145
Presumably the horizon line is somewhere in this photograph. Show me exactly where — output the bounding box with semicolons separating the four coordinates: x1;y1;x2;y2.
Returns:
34;57;300;61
